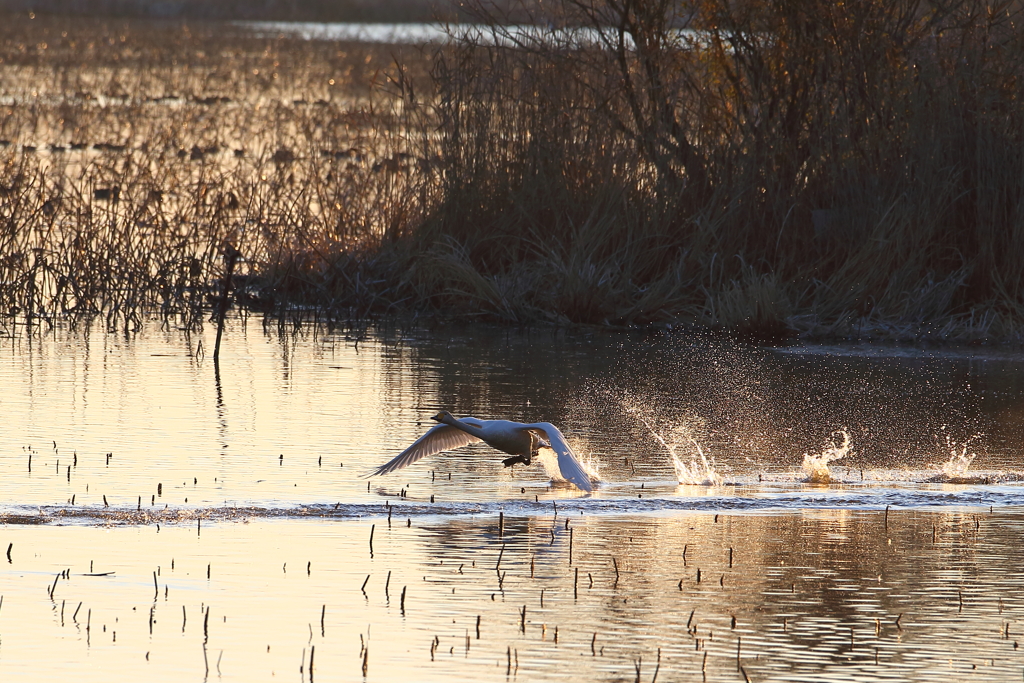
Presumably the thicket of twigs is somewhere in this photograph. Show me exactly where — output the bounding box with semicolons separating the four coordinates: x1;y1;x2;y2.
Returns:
414;0;1024;341
2;2;1024;342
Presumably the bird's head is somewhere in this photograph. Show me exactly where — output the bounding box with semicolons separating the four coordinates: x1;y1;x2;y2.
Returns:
432;410;453;423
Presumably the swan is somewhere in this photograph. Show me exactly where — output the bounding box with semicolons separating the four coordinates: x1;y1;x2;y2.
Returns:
371;411;594;492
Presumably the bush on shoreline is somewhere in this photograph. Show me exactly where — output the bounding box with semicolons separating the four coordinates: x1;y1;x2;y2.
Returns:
411;0;1024;342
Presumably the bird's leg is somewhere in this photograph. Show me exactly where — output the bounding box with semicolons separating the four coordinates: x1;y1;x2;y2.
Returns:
503;432;542;468
520;433;542;467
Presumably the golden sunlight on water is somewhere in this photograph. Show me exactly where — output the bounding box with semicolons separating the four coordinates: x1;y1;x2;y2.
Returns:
3;509;1024;681
4;319;1024;511
4;319;1024;681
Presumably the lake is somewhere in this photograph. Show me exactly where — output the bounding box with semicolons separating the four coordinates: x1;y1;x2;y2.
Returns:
2;318;1023;681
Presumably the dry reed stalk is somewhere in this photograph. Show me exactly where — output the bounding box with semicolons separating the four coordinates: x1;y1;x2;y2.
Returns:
3;5;1024;342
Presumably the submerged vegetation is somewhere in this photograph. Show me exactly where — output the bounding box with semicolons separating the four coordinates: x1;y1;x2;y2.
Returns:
2;1;1024;342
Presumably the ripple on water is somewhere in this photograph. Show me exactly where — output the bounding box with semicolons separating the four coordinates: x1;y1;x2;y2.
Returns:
3;321;1024;680
5;475;1024;527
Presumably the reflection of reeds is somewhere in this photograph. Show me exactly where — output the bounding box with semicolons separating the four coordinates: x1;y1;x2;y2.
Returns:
4;4;1024;340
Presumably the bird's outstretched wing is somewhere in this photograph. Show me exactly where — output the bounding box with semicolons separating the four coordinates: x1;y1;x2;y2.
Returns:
370;423;483;476
532;423;594;492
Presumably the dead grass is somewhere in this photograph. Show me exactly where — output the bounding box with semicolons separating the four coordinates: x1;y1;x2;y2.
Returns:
0;14;432;332
2;4;1024;343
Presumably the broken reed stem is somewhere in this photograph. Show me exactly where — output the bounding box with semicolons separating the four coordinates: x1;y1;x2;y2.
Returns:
496;543;505;571
213;244;240;363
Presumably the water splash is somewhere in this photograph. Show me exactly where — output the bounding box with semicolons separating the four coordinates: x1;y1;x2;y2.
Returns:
802;430;852;483
927;432;978;482
535;441;602;487
576;448;603;483
673;445;724;487
622;399;723;486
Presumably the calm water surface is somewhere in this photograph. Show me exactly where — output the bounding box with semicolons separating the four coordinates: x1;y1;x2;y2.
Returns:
2;318;1024;681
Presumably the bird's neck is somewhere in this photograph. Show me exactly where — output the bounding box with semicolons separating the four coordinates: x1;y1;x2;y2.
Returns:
443;414;485;439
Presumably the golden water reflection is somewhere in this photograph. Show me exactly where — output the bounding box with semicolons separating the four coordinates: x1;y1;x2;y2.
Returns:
3;321;1024;681
2;507;1023;681
3;321;1024;511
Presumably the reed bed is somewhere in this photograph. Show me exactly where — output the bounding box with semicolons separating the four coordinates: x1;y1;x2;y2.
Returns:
0;14;432;333
2;2;1024;342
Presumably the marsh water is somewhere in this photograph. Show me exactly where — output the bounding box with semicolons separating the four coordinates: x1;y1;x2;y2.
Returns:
2;319;1024;681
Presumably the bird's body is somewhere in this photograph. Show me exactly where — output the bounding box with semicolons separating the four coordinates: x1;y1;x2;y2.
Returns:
371;411;594;492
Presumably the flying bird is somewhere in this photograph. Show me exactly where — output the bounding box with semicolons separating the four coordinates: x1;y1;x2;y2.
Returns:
371;411;594;492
